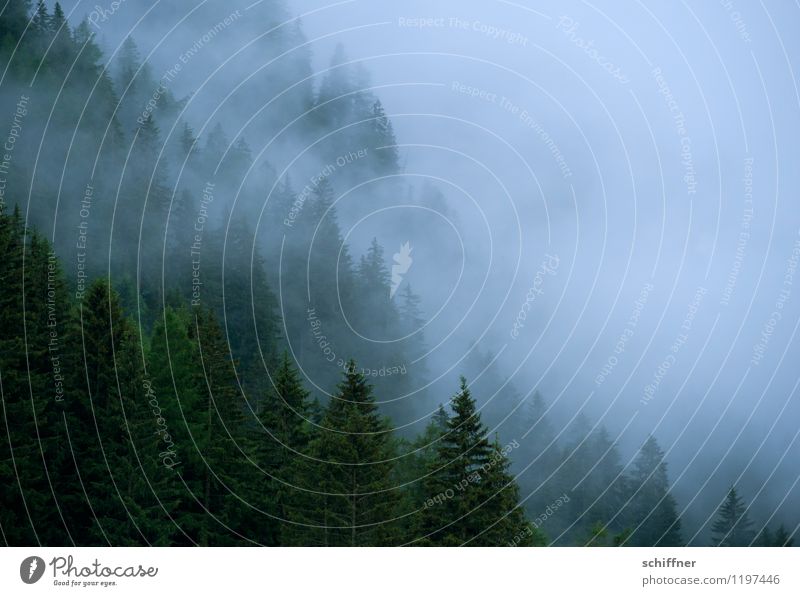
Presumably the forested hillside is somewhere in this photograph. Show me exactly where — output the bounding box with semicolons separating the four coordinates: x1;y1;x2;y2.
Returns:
0;1;794;546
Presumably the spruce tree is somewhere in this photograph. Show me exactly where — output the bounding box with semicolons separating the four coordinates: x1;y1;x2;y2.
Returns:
418;377;536;545
59;278;153;545
192;308;254;545
626;436;682;546
711;487;755;546
315;44;352;129
393;404;449;537
0;214;72;545
289;361;400;546
146;307;206;545
772;524;794;547
253;352;312;545
475;436;545;546
514;391;561;526
147;307;255;545
370;99;399;174
0;0;31;55
357;237;396;338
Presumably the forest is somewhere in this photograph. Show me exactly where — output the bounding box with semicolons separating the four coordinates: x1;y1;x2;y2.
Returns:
0;0;796;546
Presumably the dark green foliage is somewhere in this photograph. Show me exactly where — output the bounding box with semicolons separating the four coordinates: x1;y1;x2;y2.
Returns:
287;362;401;546
0;209;72;545
417;378;540;546
0;2;793;550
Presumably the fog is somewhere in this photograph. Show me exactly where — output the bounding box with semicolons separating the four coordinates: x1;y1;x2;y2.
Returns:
13;0;800;544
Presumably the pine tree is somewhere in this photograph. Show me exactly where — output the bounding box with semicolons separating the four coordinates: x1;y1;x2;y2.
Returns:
0;0;31;54
357;237;395;338
578;427;629;545
315;43;353;129
550;415;595;544
203;122;228;173
0;213;72;545
418;377;490;544
116;113;171;309
711;487;755;546
71;18;125;158
476;436;545;546
395;285;429;402
166;188;196;274
146;306;205;545
192;308;254;545
772;524;794;547
206;216;281;392
58;279;153;545
288;361;400;546
47;2;74;66
756;525;774;547
514;391;561;524
114;37;147;131
146;306;258;545
305;177;356;324
173;120;198;167
358;237;390;291
418;377;536;545
370;99;399;174
253;352;312;545
31;1;49;40
626;436;682;546
393;404;449;537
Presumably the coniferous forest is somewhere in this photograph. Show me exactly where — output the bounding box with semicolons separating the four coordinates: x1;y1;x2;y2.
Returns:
0;0;797;547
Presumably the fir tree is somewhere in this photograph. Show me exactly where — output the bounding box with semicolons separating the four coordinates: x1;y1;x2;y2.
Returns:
476;436;545;546
418;377;536;546
0;0;31;52
289;361;400;546
0;213;72;545
772;524;794;547
59;278;153;545
255;352;312;545
626;436;682;546
711;487;755;546
370;99;399;174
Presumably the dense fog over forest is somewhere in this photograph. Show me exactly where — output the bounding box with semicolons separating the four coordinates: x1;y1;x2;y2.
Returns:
0;0;798;547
